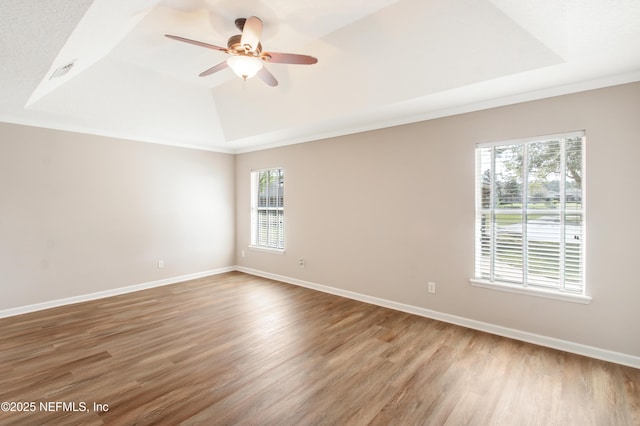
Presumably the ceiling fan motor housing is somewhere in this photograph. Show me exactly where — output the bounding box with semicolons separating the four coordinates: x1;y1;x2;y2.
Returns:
227;34;262;55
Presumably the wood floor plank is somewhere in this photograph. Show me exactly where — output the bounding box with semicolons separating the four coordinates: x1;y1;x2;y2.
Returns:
0;271;638;425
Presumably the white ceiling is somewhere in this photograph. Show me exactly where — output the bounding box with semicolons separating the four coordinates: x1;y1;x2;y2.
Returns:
2;0;640;153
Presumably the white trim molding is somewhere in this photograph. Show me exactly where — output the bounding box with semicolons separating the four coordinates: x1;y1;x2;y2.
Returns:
0;267;235;319
237;266;640;370
248;245;286;255
470;279;592;304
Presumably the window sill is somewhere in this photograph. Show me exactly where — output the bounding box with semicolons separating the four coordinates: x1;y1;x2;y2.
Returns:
469;278;592;304
248;245;285;255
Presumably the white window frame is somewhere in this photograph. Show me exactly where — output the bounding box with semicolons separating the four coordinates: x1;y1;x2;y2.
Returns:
470;131;591;304
250;167;285;253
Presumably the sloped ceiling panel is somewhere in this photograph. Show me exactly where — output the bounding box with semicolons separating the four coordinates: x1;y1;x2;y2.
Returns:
26;57;226;149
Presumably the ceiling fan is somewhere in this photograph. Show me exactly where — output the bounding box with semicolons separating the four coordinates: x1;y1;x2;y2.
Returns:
165;16;318;87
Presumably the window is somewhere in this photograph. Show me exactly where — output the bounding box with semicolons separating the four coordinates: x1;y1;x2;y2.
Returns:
250;167;285;251
472;131;588;302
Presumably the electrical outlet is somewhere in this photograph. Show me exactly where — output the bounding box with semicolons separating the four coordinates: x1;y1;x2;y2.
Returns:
298;258;305;268
428;281;436;294
241;250;245;258
158;260;165;269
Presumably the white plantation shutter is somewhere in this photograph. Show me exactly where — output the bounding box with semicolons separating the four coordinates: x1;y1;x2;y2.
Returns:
474;132;585;294
251;168;285;250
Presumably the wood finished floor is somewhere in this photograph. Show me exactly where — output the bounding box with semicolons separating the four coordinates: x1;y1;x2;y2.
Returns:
1;272;639;425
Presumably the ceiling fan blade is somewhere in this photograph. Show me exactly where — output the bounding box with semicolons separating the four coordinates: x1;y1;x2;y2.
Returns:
165;34;227;53
240;16;263;53
199;61;229;77
262;52;318;65
257;67;278;87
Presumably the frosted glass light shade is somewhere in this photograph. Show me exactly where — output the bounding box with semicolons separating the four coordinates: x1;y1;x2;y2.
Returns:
227;56;263;80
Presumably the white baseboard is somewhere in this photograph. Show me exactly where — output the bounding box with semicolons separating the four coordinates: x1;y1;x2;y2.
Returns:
0;267;235;319
236;266;640;370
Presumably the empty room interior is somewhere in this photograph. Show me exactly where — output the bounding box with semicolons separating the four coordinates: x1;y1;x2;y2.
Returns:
2;1;640;424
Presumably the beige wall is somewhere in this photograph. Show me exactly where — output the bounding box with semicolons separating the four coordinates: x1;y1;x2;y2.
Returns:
0;123;235;310
236;82;640;357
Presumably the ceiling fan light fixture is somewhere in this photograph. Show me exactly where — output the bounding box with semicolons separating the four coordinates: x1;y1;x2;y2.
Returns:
227;56;263;81
166;15;317;87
